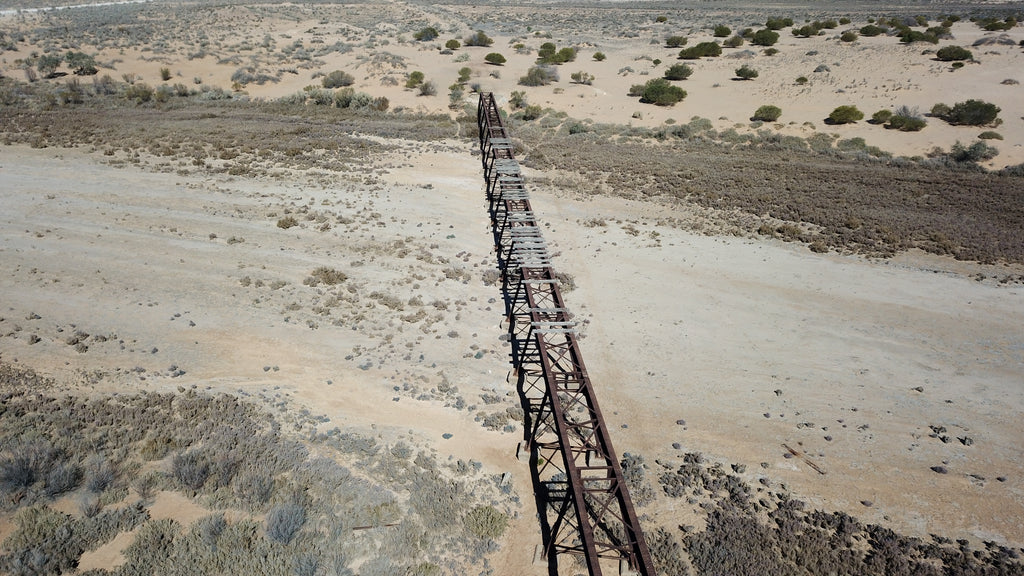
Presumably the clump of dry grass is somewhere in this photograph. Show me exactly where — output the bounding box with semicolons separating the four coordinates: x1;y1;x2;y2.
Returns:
304;267;347;286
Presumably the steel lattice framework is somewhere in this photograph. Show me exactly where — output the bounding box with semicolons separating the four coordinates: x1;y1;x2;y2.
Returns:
476;93;657;576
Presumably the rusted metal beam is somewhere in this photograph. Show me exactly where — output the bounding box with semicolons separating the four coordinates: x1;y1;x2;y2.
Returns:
476;92;657;576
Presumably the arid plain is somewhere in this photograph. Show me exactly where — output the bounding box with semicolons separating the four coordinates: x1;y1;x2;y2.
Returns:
1;1;1023;575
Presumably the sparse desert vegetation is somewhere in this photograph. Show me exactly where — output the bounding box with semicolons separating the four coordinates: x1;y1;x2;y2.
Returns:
1;1;1024;575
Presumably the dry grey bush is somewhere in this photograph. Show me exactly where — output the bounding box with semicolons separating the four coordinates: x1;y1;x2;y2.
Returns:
0;372;513;574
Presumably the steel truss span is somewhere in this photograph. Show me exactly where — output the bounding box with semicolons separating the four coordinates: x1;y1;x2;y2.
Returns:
476;93;657;576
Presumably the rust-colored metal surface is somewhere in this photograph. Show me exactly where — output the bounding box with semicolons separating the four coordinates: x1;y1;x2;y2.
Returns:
477;92;657;576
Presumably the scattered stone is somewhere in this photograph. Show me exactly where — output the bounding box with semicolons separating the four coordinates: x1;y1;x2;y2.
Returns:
823;435;833;442
671;442;681;450
861;500;873;507
930;465;948;474
773;389;783;396
996;476;1007;482
442;433;453;439
911;386;924;392
958;436;974;446
675;419;686;426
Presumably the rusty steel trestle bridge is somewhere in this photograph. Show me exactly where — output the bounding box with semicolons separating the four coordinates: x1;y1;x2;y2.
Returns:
476;92;657;576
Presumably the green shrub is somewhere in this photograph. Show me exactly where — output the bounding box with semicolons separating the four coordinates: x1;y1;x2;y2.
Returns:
944;99;1001;126
713;25;732;37
124;82;154;103
751;29;780;46
828;105;864;124
678;42;722;59
464;30;493;47
570;70;594;84
723;35;744;48
949;140;999;162
930;102;951;117
978;131;1003;140
413;26;439;41
593;51;606;61
36;53;62;78
519;65;558;86
735;65;758;80
859;24;886;36
484;52;506;65
160;67;172;81
839;17;851;25
840;31;858;42
537;43;576;64
65;52;98;75
887;113;927;131
656;15;668;23
752;105;781;121
640;78;686;106
322;70;354;88
665;35;688;47
795;76;808;85
765;17;793;30
445;39;461;50
663;63;693;80
405;70;425;88
521;104;543;120
793;23;822;38
763;47;779;56
509;90;527;109
936;46;972;61
871;109;893;124
464;506;508;540
457;66;471;83
900;30;938;43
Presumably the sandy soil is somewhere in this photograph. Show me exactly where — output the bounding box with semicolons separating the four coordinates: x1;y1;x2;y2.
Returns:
2;139;1022;565
1;2;1023;571
1;11;1021;167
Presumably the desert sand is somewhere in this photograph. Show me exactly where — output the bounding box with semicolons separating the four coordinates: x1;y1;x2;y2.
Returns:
2;7;1022;166
2;1;1024;573
2;137;1022;557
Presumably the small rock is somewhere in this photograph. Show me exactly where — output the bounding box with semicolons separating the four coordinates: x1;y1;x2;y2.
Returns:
676;419;686;426
912;386;924;392
774;389;783;396
996;476;1007;482
442;433;453;439
958;436;974;446
861;500;873;507
930;465;948;474
823;435;833;442
672;442;682;450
